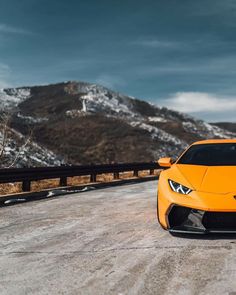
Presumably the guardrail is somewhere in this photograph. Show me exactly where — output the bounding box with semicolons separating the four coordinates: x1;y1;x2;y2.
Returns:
0;162;162;192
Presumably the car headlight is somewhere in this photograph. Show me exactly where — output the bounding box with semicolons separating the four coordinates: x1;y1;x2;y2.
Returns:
168;179;192;195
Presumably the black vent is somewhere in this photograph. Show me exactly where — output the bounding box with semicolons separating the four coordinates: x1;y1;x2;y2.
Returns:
168;205;191;228
203;212;236;230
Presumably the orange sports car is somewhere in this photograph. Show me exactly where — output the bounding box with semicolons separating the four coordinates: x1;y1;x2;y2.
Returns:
157;139;236;234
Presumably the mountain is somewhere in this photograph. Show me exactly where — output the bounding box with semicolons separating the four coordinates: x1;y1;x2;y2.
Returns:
211;122;236;133
0;81;235;167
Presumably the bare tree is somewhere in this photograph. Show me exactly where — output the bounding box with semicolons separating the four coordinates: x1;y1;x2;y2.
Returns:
0;114;9;160
0;113;32;168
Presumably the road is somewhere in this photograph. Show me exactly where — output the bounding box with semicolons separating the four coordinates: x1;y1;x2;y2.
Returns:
0;181;236;295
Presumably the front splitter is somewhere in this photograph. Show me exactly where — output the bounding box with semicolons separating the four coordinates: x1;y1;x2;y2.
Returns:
169;227;236;234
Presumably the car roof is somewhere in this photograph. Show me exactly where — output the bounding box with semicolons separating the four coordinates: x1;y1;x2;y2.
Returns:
192;139;236;145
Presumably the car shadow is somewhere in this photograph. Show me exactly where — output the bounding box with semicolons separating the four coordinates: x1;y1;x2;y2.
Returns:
170;232;236;240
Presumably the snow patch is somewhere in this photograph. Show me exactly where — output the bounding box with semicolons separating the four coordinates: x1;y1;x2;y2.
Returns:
0;88;31;111
4;198;26;205
130;122;186;146
183;121;234;139
148;116;167;123
17;113;48;124
80;84;138;117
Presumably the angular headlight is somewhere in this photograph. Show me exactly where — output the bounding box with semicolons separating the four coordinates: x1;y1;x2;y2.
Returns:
168;179;192;195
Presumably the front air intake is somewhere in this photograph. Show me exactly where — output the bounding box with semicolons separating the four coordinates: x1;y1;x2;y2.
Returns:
202;212;236;230
168;205;191;228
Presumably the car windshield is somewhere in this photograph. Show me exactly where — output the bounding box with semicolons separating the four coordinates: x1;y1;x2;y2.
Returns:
177;143;236;166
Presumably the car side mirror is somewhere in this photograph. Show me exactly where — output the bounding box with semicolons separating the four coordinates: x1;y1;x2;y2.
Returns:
158;157;173;168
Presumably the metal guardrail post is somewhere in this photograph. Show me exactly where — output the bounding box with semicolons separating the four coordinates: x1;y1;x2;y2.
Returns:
90;174;97;182
150;169;154;175
133;170;139;177
114;172;119;180
22;180;31;192
60;177;67;187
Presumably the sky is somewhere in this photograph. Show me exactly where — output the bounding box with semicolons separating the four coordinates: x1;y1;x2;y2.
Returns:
0;0;236;122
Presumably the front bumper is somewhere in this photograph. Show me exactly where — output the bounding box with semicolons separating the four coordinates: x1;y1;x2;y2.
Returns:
168;205;236;234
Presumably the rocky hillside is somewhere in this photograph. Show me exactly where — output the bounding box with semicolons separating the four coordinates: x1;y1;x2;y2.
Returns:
0;81;235;167
0;124;62;168
212;122;236;133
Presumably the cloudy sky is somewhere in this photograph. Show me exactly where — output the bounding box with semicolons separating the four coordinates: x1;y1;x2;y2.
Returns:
0;0;236;122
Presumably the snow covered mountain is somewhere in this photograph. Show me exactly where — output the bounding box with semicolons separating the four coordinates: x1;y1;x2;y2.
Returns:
0;81;235;166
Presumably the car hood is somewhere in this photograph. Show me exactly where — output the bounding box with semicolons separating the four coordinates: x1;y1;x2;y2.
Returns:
176;164;236;194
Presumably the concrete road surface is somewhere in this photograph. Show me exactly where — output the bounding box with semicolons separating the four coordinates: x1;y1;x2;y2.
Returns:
0;181;236;295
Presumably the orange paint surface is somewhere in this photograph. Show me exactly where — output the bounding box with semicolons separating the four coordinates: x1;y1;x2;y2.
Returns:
157;139;236;229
